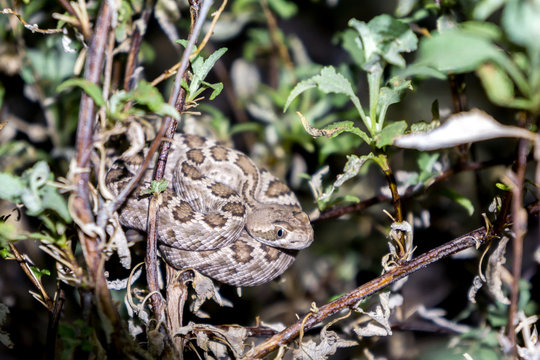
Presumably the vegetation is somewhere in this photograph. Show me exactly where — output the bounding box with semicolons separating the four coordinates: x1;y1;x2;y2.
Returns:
0;0;539;358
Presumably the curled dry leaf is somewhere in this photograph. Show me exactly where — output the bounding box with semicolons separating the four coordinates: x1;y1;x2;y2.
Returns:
353;292;397;337
394;109;536;150
486;236;511;305
176;322;248;359
189;270;232;318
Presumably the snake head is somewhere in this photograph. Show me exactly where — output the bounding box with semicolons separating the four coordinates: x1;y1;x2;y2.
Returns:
246;204;314;249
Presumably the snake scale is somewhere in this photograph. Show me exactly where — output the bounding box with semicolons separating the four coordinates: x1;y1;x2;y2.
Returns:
106;133;314;286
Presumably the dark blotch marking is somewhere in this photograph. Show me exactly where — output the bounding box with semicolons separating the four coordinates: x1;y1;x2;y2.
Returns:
231;241;254;263
181;162;204;181
203;213;228;228
208;183;235;198
183;134;206;148
264;247;281;262
186;148;205;164
172;200;196;223
221;201;246;217
266;180;291;198
210;146;228;161
166;228;176;239
235;154;258;177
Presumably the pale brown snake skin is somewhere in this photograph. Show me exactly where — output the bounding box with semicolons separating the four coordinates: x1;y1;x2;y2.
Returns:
106;133;314;286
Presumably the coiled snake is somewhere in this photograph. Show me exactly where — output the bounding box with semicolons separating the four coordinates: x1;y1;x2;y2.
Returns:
106;134;313;286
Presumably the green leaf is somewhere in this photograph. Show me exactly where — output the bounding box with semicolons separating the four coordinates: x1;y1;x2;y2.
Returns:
284;79;316;112
131;80;166;112
0;173;25;201
57;78;106;107
341;29;366;67
377;76;412;126
502;0;540;51
140;179;169;195
189;48;228;102
314;67;366;120
41;185;72;223
417;30;501;73
476;63;515;106
30;266;50;281
376;120;407;148
268;0;297;19
349;15;418;69
440;188;475;216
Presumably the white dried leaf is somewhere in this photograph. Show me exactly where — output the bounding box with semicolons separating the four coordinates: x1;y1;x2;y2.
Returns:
260;321;286;332
515;311;540;360
123;122;146;157
353;292;392;337
189;271;232;317
294;330;357;359
416;305;471;334
486;237;510;305
394;109;535;150
61;33;76;53
0;303;13;349
107;267;142;291
176;322;247;358
468;275;484;304
106;215;132;269
128;319;144;338
308;165;329;200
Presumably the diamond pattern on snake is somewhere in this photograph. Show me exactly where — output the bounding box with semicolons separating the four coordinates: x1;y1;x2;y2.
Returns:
106;133;314;286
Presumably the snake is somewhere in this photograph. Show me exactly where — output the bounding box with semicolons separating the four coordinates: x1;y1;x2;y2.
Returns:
106;133;314;287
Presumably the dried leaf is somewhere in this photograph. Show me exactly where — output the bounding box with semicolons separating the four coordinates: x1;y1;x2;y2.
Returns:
486;237;510;305
189;271;232;318
353;292;394;337
394;109;536;150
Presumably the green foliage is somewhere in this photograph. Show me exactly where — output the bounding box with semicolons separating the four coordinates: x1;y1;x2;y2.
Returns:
140;179;169;196
0;162;70;222
58;320;93;360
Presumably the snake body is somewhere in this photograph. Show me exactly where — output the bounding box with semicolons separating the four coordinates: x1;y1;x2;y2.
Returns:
106;134;313;286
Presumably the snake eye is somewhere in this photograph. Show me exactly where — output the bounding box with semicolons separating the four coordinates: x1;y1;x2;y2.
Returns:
276;228;285;238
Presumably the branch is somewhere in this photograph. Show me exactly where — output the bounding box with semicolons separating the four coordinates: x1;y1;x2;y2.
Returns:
144;0;213;321
243;201;540;359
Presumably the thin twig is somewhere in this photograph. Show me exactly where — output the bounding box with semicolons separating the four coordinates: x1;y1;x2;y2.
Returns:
56;0;91;39
507;137;529;355
123;2;154;92
45;285;65;360
144;0;213;319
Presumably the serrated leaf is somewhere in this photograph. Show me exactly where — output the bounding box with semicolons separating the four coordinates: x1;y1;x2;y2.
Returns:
140;179;169;195
191;48;227;87
57;78;106;107
441;188;475;216
0;173;25;201
283;79;316;112
349;15;418;69
376;121;407;148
